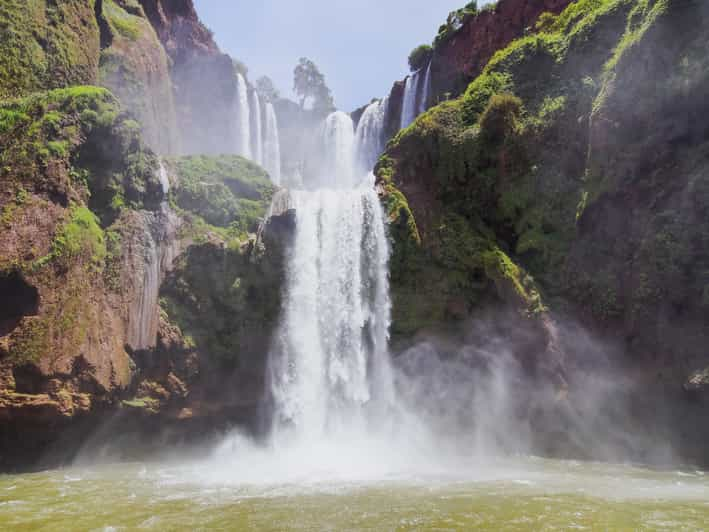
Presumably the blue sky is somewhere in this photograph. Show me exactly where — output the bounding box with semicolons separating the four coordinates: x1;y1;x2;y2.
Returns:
192;1;475;111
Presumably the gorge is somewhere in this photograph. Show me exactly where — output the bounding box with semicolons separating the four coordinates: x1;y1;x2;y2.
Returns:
1;0;709;529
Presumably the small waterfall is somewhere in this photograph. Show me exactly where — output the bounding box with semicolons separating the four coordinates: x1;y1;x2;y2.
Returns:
263;102;282;186
419;62;432;115
250;90;264;165
235;73;252;159
126;205;180;352
158;160;170;195
269;110;394;442
126;162;180;351
354;97;388;174
400;70;421;130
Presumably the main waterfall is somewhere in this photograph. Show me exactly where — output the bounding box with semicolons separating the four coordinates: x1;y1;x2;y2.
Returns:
268;111;395;444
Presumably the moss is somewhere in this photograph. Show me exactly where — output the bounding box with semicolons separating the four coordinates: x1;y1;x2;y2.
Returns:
376;0;651;335
122;397;161;414
35;205;106;272
97;0;179;154
168;155;274;234
0;0;100;100
160;236;283;368
482;248;545;315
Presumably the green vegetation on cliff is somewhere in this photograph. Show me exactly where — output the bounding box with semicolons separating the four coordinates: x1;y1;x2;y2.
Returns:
0;86;162;227
0;86;159;378
378;0;709;348
168;155;274;239
0;0;100;100
98;0;180;154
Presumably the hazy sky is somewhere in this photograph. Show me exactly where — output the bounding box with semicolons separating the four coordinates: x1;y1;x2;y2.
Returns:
192;1;474;111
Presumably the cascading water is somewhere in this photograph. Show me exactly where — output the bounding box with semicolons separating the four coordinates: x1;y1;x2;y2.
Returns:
250;90;264;165
399;62;432;130
268;110;395;444
263;101;282;186
419;62;432;115
313;111;357;188
354;97;388;175
400;70;421;129
235;73;251;159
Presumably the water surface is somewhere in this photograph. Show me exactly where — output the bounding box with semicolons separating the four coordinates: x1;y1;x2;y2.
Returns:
1;457;707;530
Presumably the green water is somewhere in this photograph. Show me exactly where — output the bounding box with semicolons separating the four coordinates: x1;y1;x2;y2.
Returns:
1;457;707;531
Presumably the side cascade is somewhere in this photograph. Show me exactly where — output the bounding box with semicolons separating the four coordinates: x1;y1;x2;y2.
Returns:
354;97;389;176
126;161;180;351
263;101;282;186
250;90;264;166
235;73;252;160
232;73;282;186
419;62;432;115
400;62;432;130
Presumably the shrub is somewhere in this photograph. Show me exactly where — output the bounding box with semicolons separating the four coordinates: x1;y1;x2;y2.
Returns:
479;93;523;141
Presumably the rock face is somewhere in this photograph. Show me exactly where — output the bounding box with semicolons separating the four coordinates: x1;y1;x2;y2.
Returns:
360;0;573;141
137;0;241;155
0;85;283;468
98;0;181;154
0;0;257;157
0;87;164;468
432;0;573;98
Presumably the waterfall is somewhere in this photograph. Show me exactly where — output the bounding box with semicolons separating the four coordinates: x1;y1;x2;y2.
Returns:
419;62;432;115
126;205;180;352
158;160;170;195
354;97;388;175
268;110;394;442
263;101;282;186
400;62;432;130
250;90;264;165
400;70;421;130
314;111;356;189
235;73;251;159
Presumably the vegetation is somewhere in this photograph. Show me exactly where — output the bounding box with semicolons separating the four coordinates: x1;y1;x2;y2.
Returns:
0;0;100;100
44;205;107;272
256;76;280;102
293;57;335;114
168;155;274;238
0;86;162;225
434;2;483;48
408;44;433;72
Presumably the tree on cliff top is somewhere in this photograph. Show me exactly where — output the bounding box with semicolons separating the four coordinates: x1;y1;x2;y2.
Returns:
256;76;280;102
293;57;334;114
408;44;433;72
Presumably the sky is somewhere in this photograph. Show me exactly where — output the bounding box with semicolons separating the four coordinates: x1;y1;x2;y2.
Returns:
192;0;475;111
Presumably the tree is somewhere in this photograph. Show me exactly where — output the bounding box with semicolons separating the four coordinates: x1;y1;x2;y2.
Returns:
408;44;433;72
255;76;280;102
293;57;334;113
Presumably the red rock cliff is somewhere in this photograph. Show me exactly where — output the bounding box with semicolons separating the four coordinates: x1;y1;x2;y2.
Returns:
432;0;573;98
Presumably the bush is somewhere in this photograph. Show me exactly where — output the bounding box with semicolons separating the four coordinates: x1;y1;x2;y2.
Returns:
479;93;523;141
408;44;433;72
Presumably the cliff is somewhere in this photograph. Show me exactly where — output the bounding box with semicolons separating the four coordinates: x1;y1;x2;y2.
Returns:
377;0;709;463
432;0;573;98
365;0;574;139
0;0;255;156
